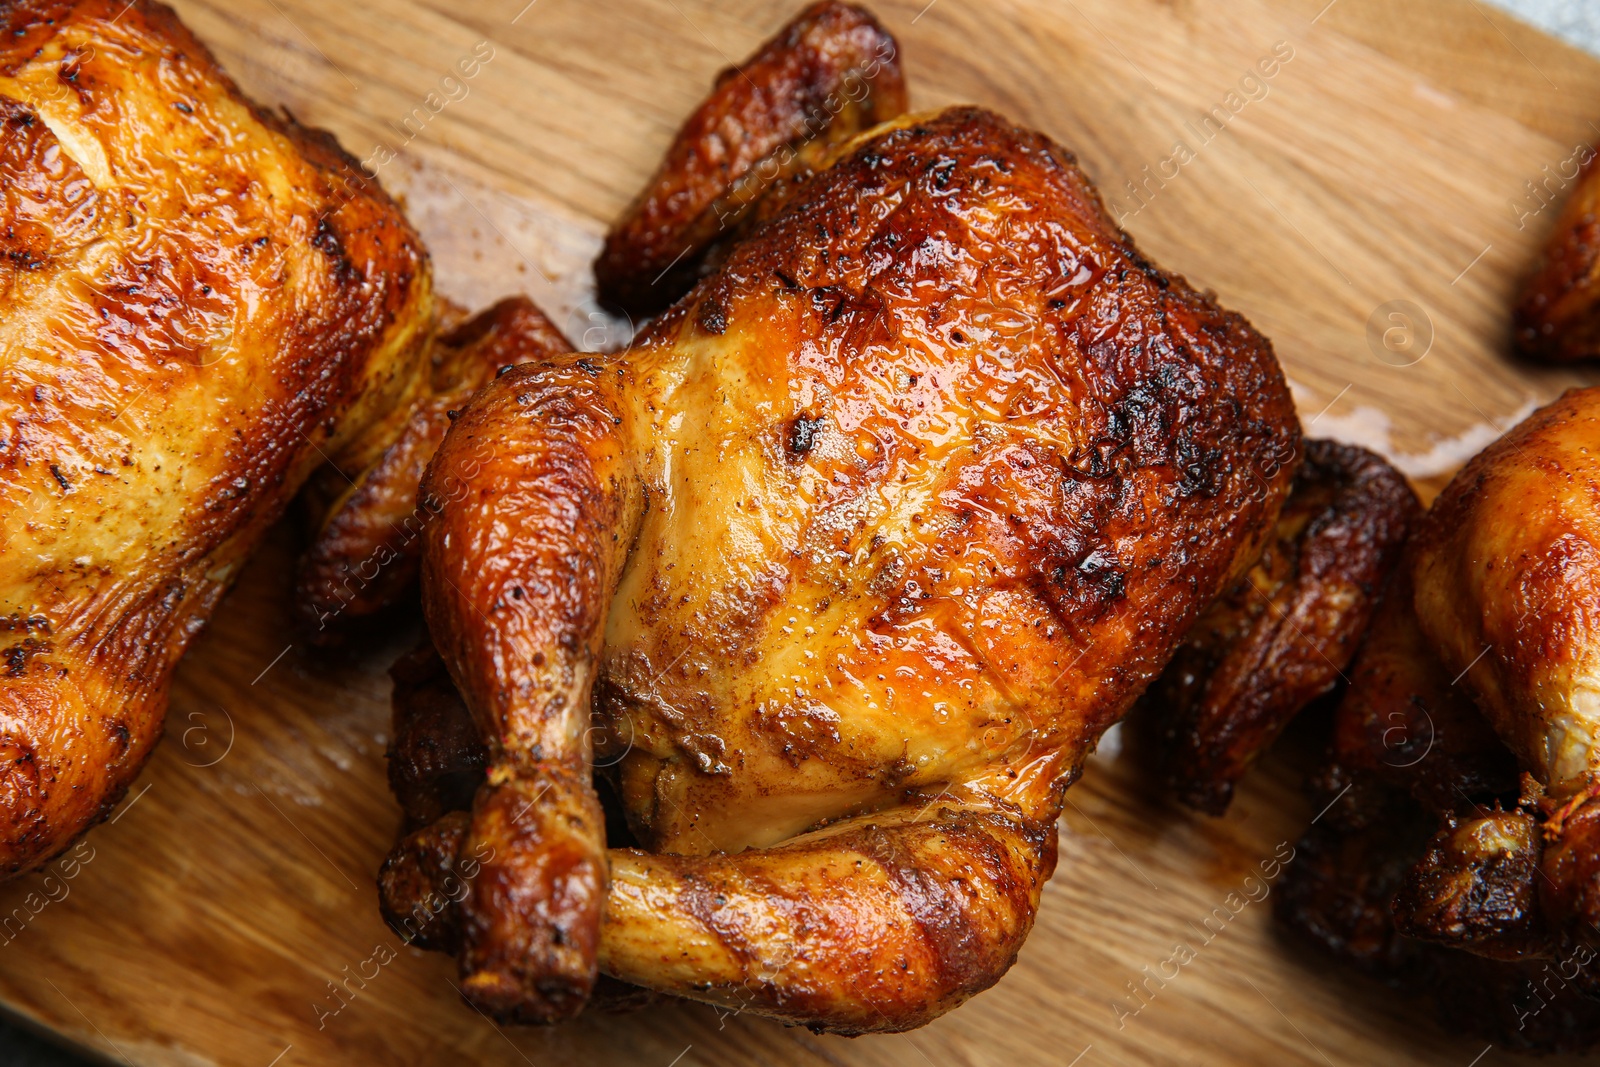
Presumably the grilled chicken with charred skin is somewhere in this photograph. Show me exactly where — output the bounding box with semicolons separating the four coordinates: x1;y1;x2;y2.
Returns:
377;3;1301;1025
0;0;432;876
1282;387;1600;1052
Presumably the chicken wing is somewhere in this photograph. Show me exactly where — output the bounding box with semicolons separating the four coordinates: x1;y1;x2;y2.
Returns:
0;0;431;875
594;0;907;317
1142;439;1417;813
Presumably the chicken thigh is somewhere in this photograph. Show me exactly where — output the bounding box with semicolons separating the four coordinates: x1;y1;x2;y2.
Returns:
390;98;1300;1032
0;0;432;875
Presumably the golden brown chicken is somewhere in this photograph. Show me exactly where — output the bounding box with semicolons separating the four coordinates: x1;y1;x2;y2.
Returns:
1516;147;1600;363
1281;387;1600;1052
1411;387;1600;935
0;0;432;876
373;1;1301;1025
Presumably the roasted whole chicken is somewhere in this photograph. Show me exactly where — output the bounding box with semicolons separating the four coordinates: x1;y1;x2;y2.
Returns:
373;3;1305;1033
0;0;436;876
1280;390;1600;1053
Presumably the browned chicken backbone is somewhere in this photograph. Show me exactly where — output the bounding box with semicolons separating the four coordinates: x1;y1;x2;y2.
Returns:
367;4;1306;1034
0;0;434;876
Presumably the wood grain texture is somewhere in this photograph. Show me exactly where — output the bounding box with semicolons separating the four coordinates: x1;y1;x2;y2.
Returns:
1;0;1598;1064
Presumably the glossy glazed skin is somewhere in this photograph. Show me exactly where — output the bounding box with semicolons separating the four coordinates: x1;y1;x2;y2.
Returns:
1143;439;1416;814
295;298;572;642
409;97;1299;1032
594;0;907;317
1516;147;1600;363
1412;388;1600;803
1412;387;1600;939
0;0;432;876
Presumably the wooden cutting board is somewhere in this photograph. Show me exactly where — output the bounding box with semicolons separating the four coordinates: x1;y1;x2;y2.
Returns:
4;0;1600;1064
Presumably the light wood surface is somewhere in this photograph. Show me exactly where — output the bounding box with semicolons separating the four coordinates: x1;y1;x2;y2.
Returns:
3;0;1599;1064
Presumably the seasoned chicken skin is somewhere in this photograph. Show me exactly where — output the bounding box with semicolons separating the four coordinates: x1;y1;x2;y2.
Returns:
396;96;1299;1033
0;0;431;875
1412;388;1600;802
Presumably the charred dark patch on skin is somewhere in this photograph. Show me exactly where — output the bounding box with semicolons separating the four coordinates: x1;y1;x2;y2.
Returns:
787;412;823;458
696;298;727;335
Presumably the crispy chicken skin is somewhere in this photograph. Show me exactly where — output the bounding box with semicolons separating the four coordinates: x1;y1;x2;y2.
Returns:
1143;440;1416;813
1411;387;1600;937
594;0;907;317
1515;147;1600;363
0;0;432;876
1411;388;1600;805
1281;389;1600;1051
405;100;1299;1032
294;298;573;642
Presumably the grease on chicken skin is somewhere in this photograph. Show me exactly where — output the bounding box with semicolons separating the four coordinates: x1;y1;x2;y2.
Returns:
411;104;1300;1031
0;0;432;876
